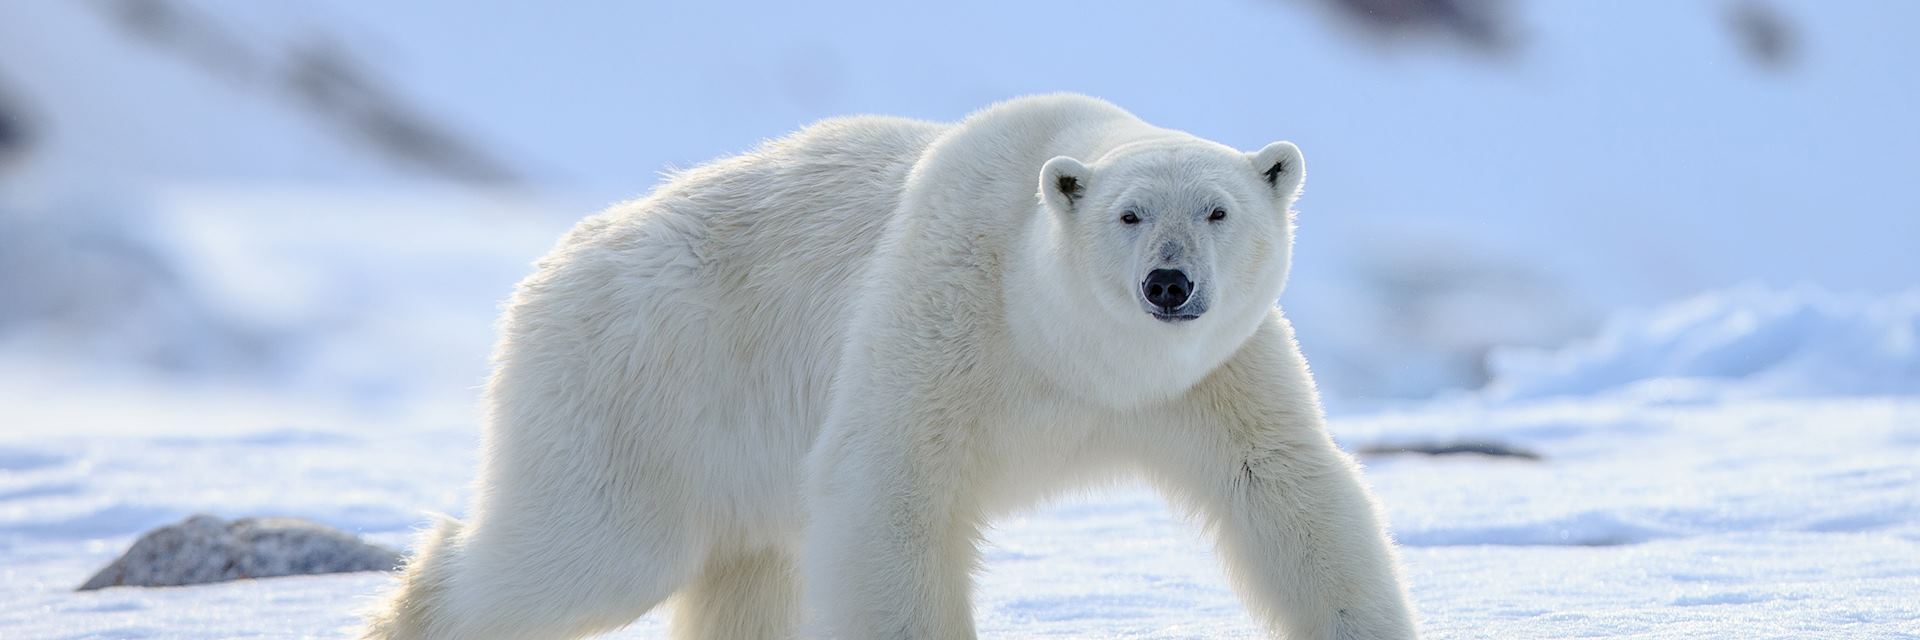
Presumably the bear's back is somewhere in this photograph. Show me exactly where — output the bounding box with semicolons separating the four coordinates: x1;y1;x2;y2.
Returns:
501;115;943;402
690;115;950;321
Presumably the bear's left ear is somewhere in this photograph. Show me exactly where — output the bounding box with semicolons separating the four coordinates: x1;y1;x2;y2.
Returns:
1039;156;1091;216
1248;141;1305;202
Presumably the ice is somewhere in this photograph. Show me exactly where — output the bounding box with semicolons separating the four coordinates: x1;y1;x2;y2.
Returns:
2;1;1917;637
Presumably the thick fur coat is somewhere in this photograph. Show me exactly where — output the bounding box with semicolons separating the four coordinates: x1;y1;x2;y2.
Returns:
363;94;1417;640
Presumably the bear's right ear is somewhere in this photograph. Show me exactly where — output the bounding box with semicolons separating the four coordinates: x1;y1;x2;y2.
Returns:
1039;156;1090;216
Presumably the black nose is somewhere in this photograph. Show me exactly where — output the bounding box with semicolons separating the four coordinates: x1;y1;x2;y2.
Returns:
1142;269;1193;309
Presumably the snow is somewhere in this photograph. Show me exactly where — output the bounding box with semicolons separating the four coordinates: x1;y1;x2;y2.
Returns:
3;1;1918;637
5;0;1919;403
1486;286;1920;401
245;0;1920;403
4;281;1917;638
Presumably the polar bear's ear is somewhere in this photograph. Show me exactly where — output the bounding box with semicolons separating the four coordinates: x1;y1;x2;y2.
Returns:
1039;156;1091;216
1249;141;1305;202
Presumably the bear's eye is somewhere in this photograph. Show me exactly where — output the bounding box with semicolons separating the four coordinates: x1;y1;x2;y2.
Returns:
1209;208;1228;222
1120;211;1141;225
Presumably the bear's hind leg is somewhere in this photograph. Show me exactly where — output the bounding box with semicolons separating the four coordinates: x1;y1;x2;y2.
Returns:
362;501;703;639
670;547;801;640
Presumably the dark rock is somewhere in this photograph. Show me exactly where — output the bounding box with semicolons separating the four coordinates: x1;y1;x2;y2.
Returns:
78;514;399;590
1358;439;1542;461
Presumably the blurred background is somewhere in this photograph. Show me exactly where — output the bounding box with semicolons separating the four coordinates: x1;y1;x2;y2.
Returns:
2;0;1913;416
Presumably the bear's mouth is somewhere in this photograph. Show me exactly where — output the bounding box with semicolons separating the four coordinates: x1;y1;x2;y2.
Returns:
1149;309;1203;323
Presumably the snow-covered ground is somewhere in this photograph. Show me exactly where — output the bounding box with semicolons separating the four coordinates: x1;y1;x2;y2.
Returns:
3;1;1917;637
3;275;1915;638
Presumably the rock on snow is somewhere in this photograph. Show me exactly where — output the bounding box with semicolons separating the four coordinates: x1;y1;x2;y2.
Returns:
78;514;398;591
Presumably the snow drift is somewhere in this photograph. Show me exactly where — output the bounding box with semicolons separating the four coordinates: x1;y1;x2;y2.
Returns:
1485;285;1920;400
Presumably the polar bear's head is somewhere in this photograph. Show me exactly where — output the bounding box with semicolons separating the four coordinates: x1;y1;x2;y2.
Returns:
1038;139;1304;335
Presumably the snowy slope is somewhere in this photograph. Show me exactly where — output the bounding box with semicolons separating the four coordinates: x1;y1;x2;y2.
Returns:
1485;286;1920;401
4;1;1917;403
0;2;538;393
302;0;1920;400
0;1;518;195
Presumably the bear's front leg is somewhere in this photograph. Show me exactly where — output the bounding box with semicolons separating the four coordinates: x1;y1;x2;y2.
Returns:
802;400;985;640
1140;315;1418;639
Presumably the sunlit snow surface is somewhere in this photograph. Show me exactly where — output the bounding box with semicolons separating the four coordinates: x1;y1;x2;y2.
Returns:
3;350;1915;638
4;0;1919;636
0;194;1914;638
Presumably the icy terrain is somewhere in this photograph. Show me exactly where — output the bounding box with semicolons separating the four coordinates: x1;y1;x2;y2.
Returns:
3;277;1916;638
2;1;1917;637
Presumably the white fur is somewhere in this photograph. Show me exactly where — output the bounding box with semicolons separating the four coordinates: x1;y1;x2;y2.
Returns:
362;94;1417;640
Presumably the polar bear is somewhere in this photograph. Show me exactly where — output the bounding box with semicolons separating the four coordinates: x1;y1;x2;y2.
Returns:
363;94;1417;640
